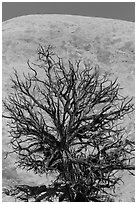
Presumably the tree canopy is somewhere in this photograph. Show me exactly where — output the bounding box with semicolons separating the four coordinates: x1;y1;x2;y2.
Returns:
3;45;135;202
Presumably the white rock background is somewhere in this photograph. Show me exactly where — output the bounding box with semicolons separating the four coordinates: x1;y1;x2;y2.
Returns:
2;15;135;202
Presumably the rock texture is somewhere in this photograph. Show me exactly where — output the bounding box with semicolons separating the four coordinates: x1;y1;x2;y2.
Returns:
2;14;135;201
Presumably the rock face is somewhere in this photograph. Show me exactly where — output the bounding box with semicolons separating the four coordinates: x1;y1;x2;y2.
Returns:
2;15;135;201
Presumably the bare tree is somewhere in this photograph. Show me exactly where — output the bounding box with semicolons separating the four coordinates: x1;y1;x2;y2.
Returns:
3;45;135;202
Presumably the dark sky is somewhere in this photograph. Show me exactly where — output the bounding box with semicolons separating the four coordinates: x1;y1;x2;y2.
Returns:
2;2;135;22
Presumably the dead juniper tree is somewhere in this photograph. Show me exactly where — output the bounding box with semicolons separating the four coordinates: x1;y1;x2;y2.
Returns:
3;45;135;202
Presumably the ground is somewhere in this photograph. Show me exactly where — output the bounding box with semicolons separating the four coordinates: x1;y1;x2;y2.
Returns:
2;14;135;202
